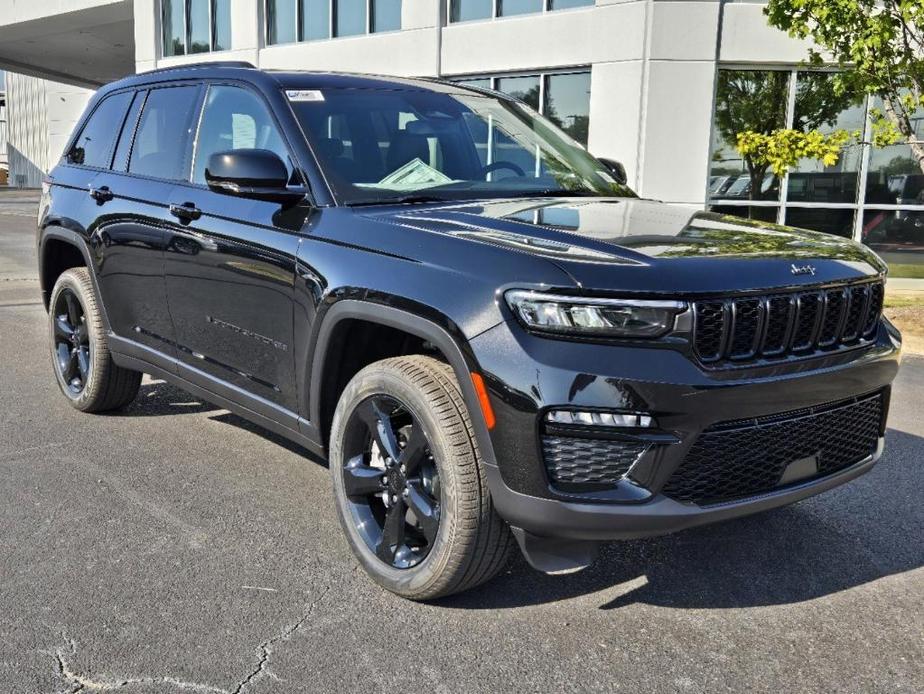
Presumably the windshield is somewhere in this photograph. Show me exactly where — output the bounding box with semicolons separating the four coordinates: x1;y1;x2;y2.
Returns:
287;86;637;204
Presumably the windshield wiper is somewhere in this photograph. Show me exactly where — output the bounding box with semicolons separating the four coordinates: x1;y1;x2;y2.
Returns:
348;194;453;207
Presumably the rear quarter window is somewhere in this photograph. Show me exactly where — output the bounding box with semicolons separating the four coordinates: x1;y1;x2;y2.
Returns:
67;91;135;169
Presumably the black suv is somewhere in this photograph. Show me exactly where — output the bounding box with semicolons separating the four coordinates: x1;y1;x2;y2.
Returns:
38;62;901;599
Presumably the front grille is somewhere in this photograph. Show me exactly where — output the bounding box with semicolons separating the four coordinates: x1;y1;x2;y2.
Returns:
692;280;883;366
662;393;883;505
541;436;647;486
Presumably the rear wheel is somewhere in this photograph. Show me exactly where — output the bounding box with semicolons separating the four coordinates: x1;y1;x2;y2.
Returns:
48;268;141;412
330;356;512;600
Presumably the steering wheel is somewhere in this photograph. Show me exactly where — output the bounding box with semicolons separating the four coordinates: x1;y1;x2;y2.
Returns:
480;161;526;179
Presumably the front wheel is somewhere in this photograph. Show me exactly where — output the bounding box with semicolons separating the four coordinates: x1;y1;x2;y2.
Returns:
330;356;512;600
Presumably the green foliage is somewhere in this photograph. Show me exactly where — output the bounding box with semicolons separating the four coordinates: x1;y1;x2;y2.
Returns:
765;0;924;171
736;128;856;177
713;70;859;204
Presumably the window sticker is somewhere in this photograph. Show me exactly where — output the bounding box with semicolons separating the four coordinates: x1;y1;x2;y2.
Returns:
286;89;325;102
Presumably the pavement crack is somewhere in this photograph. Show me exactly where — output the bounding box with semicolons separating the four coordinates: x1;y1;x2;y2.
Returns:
49;635;229;694
232;584;333;694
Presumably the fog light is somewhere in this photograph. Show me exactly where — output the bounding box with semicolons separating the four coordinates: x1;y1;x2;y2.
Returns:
545;410;654;427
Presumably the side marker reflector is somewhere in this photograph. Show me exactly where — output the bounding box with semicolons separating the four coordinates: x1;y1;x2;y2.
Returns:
470;372;496;430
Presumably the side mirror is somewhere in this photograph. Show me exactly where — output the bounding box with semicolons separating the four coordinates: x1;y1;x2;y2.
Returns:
205;149;305;203
597;157;628;186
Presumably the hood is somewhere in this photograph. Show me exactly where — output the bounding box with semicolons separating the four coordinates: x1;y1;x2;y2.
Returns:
360;197;886;295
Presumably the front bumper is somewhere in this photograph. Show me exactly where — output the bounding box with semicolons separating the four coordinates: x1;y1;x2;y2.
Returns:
485;439;883;541
470;317;901;541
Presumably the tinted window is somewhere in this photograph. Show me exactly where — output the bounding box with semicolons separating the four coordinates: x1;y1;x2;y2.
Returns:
544;72;591;145
162;0;186;56
188;0;211;53
495;75;541;111
372;0;401;32
290;87;635;204
111;91;145;172
213;0;232;50
301;0;331;40
129;86;201;181
192;85;292;185
550;0;593;8
450;0;492;22
335;0;367;37
267;0;297;44
68;91;134;169
498;0;542;17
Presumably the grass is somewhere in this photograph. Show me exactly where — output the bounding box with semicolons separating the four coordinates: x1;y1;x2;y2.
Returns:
884;294;924;309
886;264;924;279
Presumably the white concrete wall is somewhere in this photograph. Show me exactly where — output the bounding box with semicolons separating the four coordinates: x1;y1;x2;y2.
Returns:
5;73;92;187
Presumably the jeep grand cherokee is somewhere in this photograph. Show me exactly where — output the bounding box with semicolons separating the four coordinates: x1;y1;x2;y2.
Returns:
37;62;901;599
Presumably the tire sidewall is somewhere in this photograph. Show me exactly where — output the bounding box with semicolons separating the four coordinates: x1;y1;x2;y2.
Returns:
330;364;467;597
48;269;106;411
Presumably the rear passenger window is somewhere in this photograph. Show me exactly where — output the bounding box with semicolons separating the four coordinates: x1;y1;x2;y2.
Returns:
129;85;201;180
67;91;134;168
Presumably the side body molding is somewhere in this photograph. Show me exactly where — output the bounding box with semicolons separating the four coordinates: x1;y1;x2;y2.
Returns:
307;300;498;466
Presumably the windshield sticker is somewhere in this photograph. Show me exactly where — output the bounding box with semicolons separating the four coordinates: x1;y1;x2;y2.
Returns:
286;89;325;102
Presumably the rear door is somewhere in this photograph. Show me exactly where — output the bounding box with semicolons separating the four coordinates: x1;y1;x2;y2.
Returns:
162;82;309;415
89;84;204;358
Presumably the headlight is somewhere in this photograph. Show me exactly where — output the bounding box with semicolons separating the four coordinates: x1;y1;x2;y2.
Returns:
505;290;686;338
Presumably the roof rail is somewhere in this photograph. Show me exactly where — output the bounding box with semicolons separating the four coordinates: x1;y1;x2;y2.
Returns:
136;61;256;76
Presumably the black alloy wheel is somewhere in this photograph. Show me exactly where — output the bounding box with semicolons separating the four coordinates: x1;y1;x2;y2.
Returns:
52;287;91;395
341;394;442;569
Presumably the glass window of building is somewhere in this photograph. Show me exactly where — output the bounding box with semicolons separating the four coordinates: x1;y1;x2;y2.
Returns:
335;0;367;37
371;0;402;32
545;72;591;145
495;75;541;111
709;67;924;277
267;0;402;43
498;0;543;17
456;70;591;146
162;0;187;56
450;0;592;23
162;0;232;55
301;0;331;41
212;0;232;50
267;0;298;44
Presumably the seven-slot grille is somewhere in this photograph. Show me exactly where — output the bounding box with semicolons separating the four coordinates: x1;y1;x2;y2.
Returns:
692;280;883;366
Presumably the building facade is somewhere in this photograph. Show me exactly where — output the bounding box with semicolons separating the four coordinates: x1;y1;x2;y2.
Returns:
1;0;922;274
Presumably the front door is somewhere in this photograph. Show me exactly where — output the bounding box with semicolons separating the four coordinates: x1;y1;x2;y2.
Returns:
163;83;310;414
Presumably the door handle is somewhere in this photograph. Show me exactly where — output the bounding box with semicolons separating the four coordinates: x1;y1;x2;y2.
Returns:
88;185;113;203
169;202;202;222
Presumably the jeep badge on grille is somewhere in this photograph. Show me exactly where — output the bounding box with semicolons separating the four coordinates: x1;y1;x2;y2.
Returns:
791;263;817;276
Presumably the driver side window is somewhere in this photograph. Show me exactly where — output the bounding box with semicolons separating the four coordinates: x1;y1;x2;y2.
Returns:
192;85;293;185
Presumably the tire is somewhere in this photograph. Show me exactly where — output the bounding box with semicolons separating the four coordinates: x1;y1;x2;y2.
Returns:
330;355;512;600
48;267;141;412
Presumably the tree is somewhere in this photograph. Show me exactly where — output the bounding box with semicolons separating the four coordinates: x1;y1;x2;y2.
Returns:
713;70;856;215
765;0;924;173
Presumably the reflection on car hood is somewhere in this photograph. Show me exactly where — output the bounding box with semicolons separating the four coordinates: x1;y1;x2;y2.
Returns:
364;197;887;294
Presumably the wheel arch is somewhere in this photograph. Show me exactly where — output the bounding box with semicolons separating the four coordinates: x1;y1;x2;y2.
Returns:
38;227;106;326
309;300;498;466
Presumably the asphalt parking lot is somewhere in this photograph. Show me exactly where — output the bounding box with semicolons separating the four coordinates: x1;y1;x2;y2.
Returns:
1;194;922;693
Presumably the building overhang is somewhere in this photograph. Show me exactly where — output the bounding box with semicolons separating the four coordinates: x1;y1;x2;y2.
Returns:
0;0;135;88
